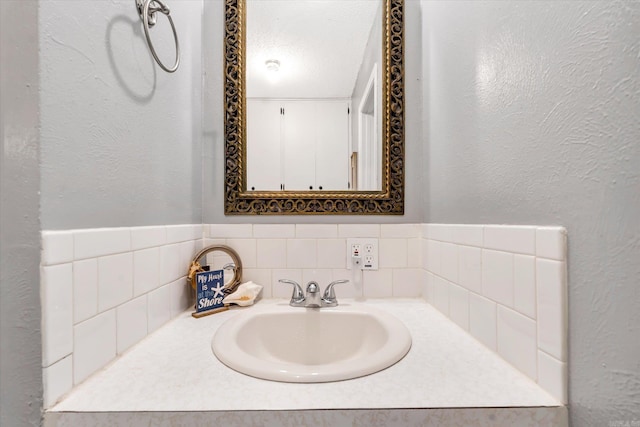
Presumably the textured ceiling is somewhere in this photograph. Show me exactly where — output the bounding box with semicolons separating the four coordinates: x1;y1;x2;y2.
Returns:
246;0;381;99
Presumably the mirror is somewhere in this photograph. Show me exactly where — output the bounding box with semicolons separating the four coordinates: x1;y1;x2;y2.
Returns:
187;245;243;294
224;0;404;214
246;0;382;192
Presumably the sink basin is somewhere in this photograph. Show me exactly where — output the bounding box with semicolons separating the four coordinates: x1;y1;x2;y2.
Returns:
212;303;412;383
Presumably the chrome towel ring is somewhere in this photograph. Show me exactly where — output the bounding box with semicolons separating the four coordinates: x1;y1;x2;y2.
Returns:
136;0;180;73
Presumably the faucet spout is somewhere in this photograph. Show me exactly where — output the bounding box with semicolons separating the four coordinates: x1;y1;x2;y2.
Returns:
305;281;322;308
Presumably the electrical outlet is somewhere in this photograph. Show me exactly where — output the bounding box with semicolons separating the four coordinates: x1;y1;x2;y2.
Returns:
351;243;362;257
347;238;378;270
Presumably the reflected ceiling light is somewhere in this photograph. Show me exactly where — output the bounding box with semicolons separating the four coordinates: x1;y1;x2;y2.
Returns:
265;59;280;72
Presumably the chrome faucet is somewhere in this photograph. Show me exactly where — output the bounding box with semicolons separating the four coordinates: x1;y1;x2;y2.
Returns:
305;281;322;308
278;279;349;308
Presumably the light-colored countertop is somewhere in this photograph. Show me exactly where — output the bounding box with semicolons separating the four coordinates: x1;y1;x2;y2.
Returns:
47;299;567;426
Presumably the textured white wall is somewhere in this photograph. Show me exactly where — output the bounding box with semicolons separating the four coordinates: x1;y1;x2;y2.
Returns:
421;1;640;424
203;0;423;224
39;0;204;230
0;1;43;426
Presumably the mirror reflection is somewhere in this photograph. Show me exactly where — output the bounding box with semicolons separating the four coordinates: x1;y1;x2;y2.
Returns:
205;252;237;288
246;0;383;192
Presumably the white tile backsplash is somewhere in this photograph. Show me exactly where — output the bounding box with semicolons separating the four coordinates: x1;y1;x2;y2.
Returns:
331;269;359;298
392;268;422;297
431;275;450;315
209;224;252;238
43;354;73;408
133;248;161;297
42;231;74;265
379;239;408;268
116;296;148;354
536;227;567;261
482;249;514;307
426;239;442;275
74;309;116;384
159;244;182;285
302;269;332;289
253;224;295;238
72;259;98;324
317;239;346;269
42;223;566;407
257;239;287;268
538;350;568;404
97;253;133;312
458;245;482;294
407;238;421;268
423;224;567;402
225;239;257;268
497;306;537;381
428;224;455;242
484;225;536;255
440;242;459;283
133;248;160;297
166;224;202;244
242;268;272;297
130;226;166;251
41;224;203;406
380;223;420;238
420;238;429;270
287;239;317;268
448;283;470;331
452;224;484;247
295;224;338;238
41;264;74;367
420;224;430;239
514;255;536;319
337;224;380;238
179;240;199;273
362;269;393;298
469;292;497;351
74;228;131;260
147;284;172;333
536;258;568;361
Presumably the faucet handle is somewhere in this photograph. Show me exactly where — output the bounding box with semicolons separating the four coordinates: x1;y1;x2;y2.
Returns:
322;279;349;307
278;279;305;306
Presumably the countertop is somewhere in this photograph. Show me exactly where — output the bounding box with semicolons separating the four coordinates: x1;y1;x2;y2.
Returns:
46;299;567;426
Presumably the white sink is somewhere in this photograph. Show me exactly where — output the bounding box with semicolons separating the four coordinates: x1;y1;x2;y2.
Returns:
212;303;412;383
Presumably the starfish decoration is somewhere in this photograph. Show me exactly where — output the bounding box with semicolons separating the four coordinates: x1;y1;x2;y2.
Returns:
212;281;225;299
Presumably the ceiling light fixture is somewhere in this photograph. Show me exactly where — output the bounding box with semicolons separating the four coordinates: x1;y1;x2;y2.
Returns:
265;59;280;72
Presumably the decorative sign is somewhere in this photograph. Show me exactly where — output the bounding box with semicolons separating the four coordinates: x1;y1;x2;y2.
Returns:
195;269;225;314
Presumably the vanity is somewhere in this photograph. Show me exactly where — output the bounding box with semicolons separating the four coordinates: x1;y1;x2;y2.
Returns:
44;299;566;426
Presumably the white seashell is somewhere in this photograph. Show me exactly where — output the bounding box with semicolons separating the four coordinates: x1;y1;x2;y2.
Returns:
223;281;263;306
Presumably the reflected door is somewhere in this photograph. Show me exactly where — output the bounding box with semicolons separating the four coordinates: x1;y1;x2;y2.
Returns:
315;101;350;190
247;100;283;191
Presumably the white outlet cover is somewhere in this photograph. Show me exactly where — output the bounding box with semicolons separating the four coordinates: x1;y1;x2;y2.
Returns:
347;238;378;270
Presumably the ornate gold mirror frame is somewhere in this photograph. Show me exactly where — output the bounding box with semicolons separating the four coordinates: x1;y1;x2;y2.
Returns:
224;0;404;215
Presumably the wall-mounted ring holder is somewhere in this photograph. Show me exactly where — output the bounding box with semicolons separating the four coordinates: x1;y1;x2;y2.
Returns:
135;0;180;73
